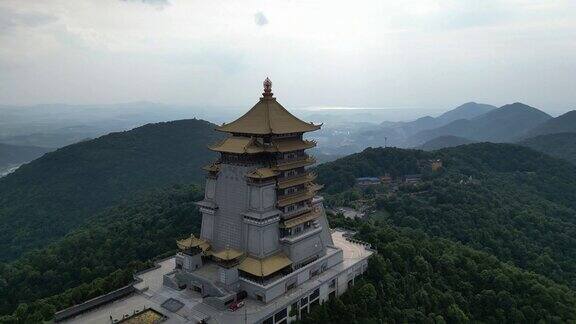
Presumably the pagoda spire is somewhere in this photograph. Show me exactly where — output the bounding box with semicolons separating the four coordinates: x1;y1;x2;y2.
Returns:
215;78;321;135
262;77;273;97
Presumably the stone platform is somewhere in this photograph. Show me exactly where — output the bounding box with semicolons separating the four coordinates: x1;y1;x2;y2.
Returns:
61;230;372;324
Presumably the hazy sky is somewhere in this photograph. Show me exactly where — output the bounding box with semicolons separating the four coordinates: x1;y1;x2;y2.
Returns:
0;0;575;112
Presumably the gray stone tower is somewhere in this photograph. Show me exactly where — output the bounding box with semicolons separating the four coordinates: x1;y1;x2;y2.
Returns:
195;78;334;282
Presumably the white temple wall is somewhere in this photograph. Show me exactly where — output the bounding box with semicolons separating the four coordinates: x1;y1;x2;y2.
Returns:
212;164;251;250
283;231;325;265
314;201;335;247
200;210;214;241
262;223;280;256
249;183;277;212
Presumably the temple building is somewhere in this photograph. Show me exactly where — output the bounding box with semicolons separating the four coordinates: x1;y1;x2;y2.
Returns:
57;79;372;324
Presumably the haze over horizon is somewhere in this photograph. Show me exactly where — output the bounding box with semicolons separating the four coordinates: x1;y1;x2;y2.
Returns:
0;0;575;115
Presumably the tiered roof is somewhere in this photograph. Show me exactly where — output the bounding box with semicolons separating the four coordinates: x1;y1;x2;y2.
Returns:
209;137;316;154
281;208;321;228
277;172;317;189
277;183;323;207
216;78;321;135
238;252;292;277
190;79;325;279
177;234;210;252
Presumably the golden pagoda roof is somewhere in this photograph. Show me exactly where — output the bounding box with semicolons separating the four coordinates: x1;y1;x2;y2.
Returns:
210;137;316;155
273;156;316;171
277;183;323;207
238;252;292;277
208;137;256;154
277;172;317;189
202;162;221;172
271;138;316;153
216;79;321;135
277;189;313;207
176;234;210;252
281;209;321;228
247;168;279;179
212;247;244;261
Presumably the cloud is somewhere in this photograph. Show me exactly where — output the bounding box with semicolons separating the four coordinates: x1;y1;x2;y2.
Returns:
120;0;170;9
254;11;268;26
0;8;56;31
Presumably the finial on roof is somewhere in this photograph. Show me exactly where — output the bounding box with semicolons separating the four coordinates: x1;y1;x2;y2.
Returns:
263;77;273;97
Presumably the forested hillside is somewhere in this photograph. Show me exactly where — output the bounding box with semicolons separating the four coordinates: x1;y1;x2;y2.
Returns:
0;143;50;173
317;147;429;193
317;144;576;288
301;216;576;323
3;142;576;323
418;135;475;151
0;184;203;323
0;119;221;261
518;132;576;165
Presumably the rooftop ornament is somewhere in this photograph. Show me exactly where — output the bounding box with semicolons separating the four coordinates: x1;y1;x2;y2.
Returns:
263;77;273;97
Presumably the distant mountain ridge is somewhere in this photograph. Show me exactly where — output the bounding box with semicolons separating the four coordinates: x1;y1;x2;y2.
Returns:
407;102;552;146
0;143;51;175
435;102;497;122
518;132;576;165
360;102;496;148
0;118;222;261
419;135;475;151
524;110;576;138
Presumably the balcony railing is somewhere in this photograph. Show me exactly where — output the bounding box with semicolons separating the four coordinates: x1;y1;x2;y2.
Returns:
282;206;312;219
277;172;317;189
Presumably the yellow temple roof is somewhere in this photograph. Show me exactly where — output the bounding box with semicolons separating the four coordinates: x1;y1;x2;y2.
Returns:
271;138;316;153
216;78;321;135
176;234;210;252
210;137;316;155
202;162;221;172
277;183;323;207
238;252;292;277
208;137;256;154
281;209;321;228
277;190;312;207
273;156;316;171
277;172;317;189
212;247;244;261
247;168;279;179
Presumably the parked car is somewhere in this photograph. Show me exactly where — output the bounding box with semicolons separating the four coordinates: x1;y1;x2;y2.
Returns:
228;301;245;312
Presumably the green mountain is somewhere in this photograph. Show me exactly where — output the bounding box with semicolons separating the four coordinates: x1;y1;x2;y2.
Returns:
317;143;576;288
0;119;222;261
0;184;203;322
435;101;496;122
418;135;475;151
0;143;51;175
3;142;576;322
524;110;576;138
408;103;552;145
518;132;576;165
361;102;496;148
303;218;576;323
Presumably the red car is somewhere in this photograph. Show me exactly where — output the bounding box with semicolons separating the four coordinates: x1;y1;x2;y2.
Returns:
228;301;245;312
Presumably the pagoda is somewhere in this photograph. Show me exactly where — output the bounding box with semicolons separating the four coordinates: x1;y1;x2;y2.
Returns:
55;79;372;324
168;78;334;299
159;79;371;322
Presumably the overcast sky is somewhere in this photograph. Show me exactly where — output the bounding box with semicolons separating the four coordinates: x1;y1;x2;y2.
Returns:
0;0;574;113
